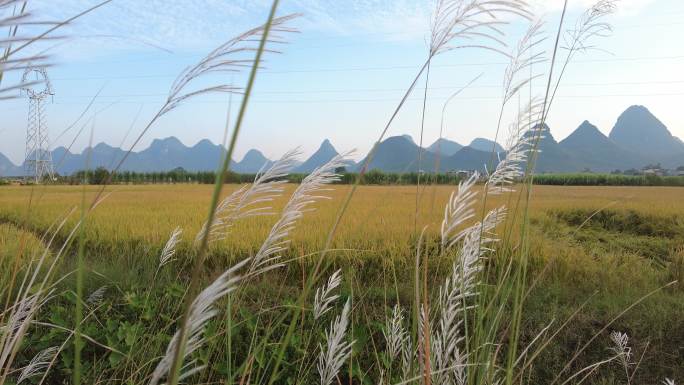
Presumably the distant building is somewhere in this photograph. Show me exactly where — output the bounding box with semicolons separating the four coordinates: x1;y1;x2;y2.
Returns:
642;163;665;176
447;169;476;179
676;166;684;176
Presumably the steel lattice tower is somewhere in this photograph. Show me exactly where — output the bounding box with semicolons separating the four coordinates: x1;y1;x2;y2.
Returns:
22;66;55;183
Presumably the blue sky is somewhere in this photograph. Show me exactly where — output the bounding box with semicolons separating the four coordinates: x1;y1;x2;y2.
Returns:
1;0;683;164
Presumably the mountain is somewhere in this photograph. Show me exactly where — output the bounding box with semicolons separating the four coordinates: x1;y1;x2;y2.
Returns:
524;124;583;173
234;149;271;173
355;135;440;173
402;134;415;144
1;105;683;176
559;120;649;171
0;153;22;176
427;138;463;156
355;136;495;173
295;139;339;173
469;138;504;153
445;146;497;172
609;105;684;163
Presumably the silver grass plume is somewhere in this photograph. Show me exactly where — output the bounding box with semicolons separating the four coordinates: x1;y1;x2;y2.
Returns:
609;331;632;368
502;19;546;104
0;0;54;98
562;0;617;54
485;100;544;195
401;333;414;381
663;379;676;385
159;14;300;117
150;151;334;385
417;304;431;382
249;151;352;273
432;207;507;385
441;172;479;249
318;298;354;385
454;207;507;283
429;0;532;58
149;258;250;385
0;290;53;373
104;14;299;188
16;346;58;384
1;1;112;100
159;227;182;269
383;304;407;361
313;269;342;320
86;286;107;306
194;149;299;245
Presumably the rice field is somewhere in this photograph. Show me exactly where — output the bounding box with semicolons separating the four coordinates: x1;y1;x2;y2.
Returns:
1;183;683;383
2;183;682;258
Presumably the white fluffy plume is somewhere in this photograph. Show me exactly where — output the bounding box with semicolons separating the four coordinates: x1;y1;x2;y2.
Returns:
313;269;342;320
318;298;354;385
86;285;107;306
159;227;183;269
429;0;532;57
249;151;352;273
502;19;546;104
609;331;632;367
148;258;249;385
195;149;299;245
433;207;507;385
149;152;337;385
441;172;479;249
383;304;408;362
17;346;59;384
563;0;617;54
159;14;300;116
486;100;544;195
0;291;53;374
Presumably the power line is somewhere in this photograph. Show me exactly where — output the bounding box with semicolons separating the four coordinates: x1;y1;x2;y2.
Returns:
21;80;684;100
49;54;684;81
16;91;675;105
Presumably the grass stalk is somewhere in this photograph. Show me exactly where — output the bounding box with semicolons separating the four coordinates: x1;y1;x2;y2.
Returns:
166;2;282;385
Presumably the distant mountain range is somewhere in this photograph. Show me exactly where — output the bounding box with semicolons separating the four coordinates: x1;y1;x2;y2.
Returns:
1;105;683;176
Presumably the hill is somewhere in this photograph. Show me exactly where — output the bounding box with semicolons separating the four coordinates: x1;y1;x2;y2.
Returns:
427;138;463;156
295;139;339;173
2;105;683;176
469;138;504;153
235;149;272;173
609;105;684;165
559;120;649;171
524;124;583;173
355;136;438;173
0;153;22;176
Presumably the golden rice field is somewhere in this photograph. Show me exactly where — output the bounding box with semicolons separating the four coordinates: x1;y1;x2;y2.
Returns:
2;184;684;382
1;183;682;259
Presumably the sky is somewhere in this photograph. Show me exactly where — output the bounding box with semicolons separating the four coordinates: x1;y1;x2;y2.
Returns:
1;0;683;164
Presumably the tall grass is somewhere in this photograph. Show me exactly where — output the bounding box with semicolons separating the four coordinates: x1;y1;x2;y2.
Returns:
1;0;681;384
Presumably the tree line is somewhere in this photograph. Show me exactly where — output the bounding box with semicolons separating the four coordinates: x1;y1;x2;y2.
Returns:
56;167;465;185
17;167;684;187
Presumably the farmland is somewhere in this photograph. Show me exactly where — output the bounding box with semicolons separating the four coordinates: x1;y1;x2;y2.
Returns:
1;184;683;383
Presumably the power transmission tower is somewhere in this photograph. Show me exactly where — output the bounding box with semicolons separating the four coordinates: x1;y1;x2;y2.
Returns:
22;66;55;184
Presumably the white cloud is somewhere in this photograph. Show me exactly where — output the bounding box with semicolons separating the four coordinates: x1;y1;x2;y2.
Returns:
292;0;432;42
531;0;658;16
